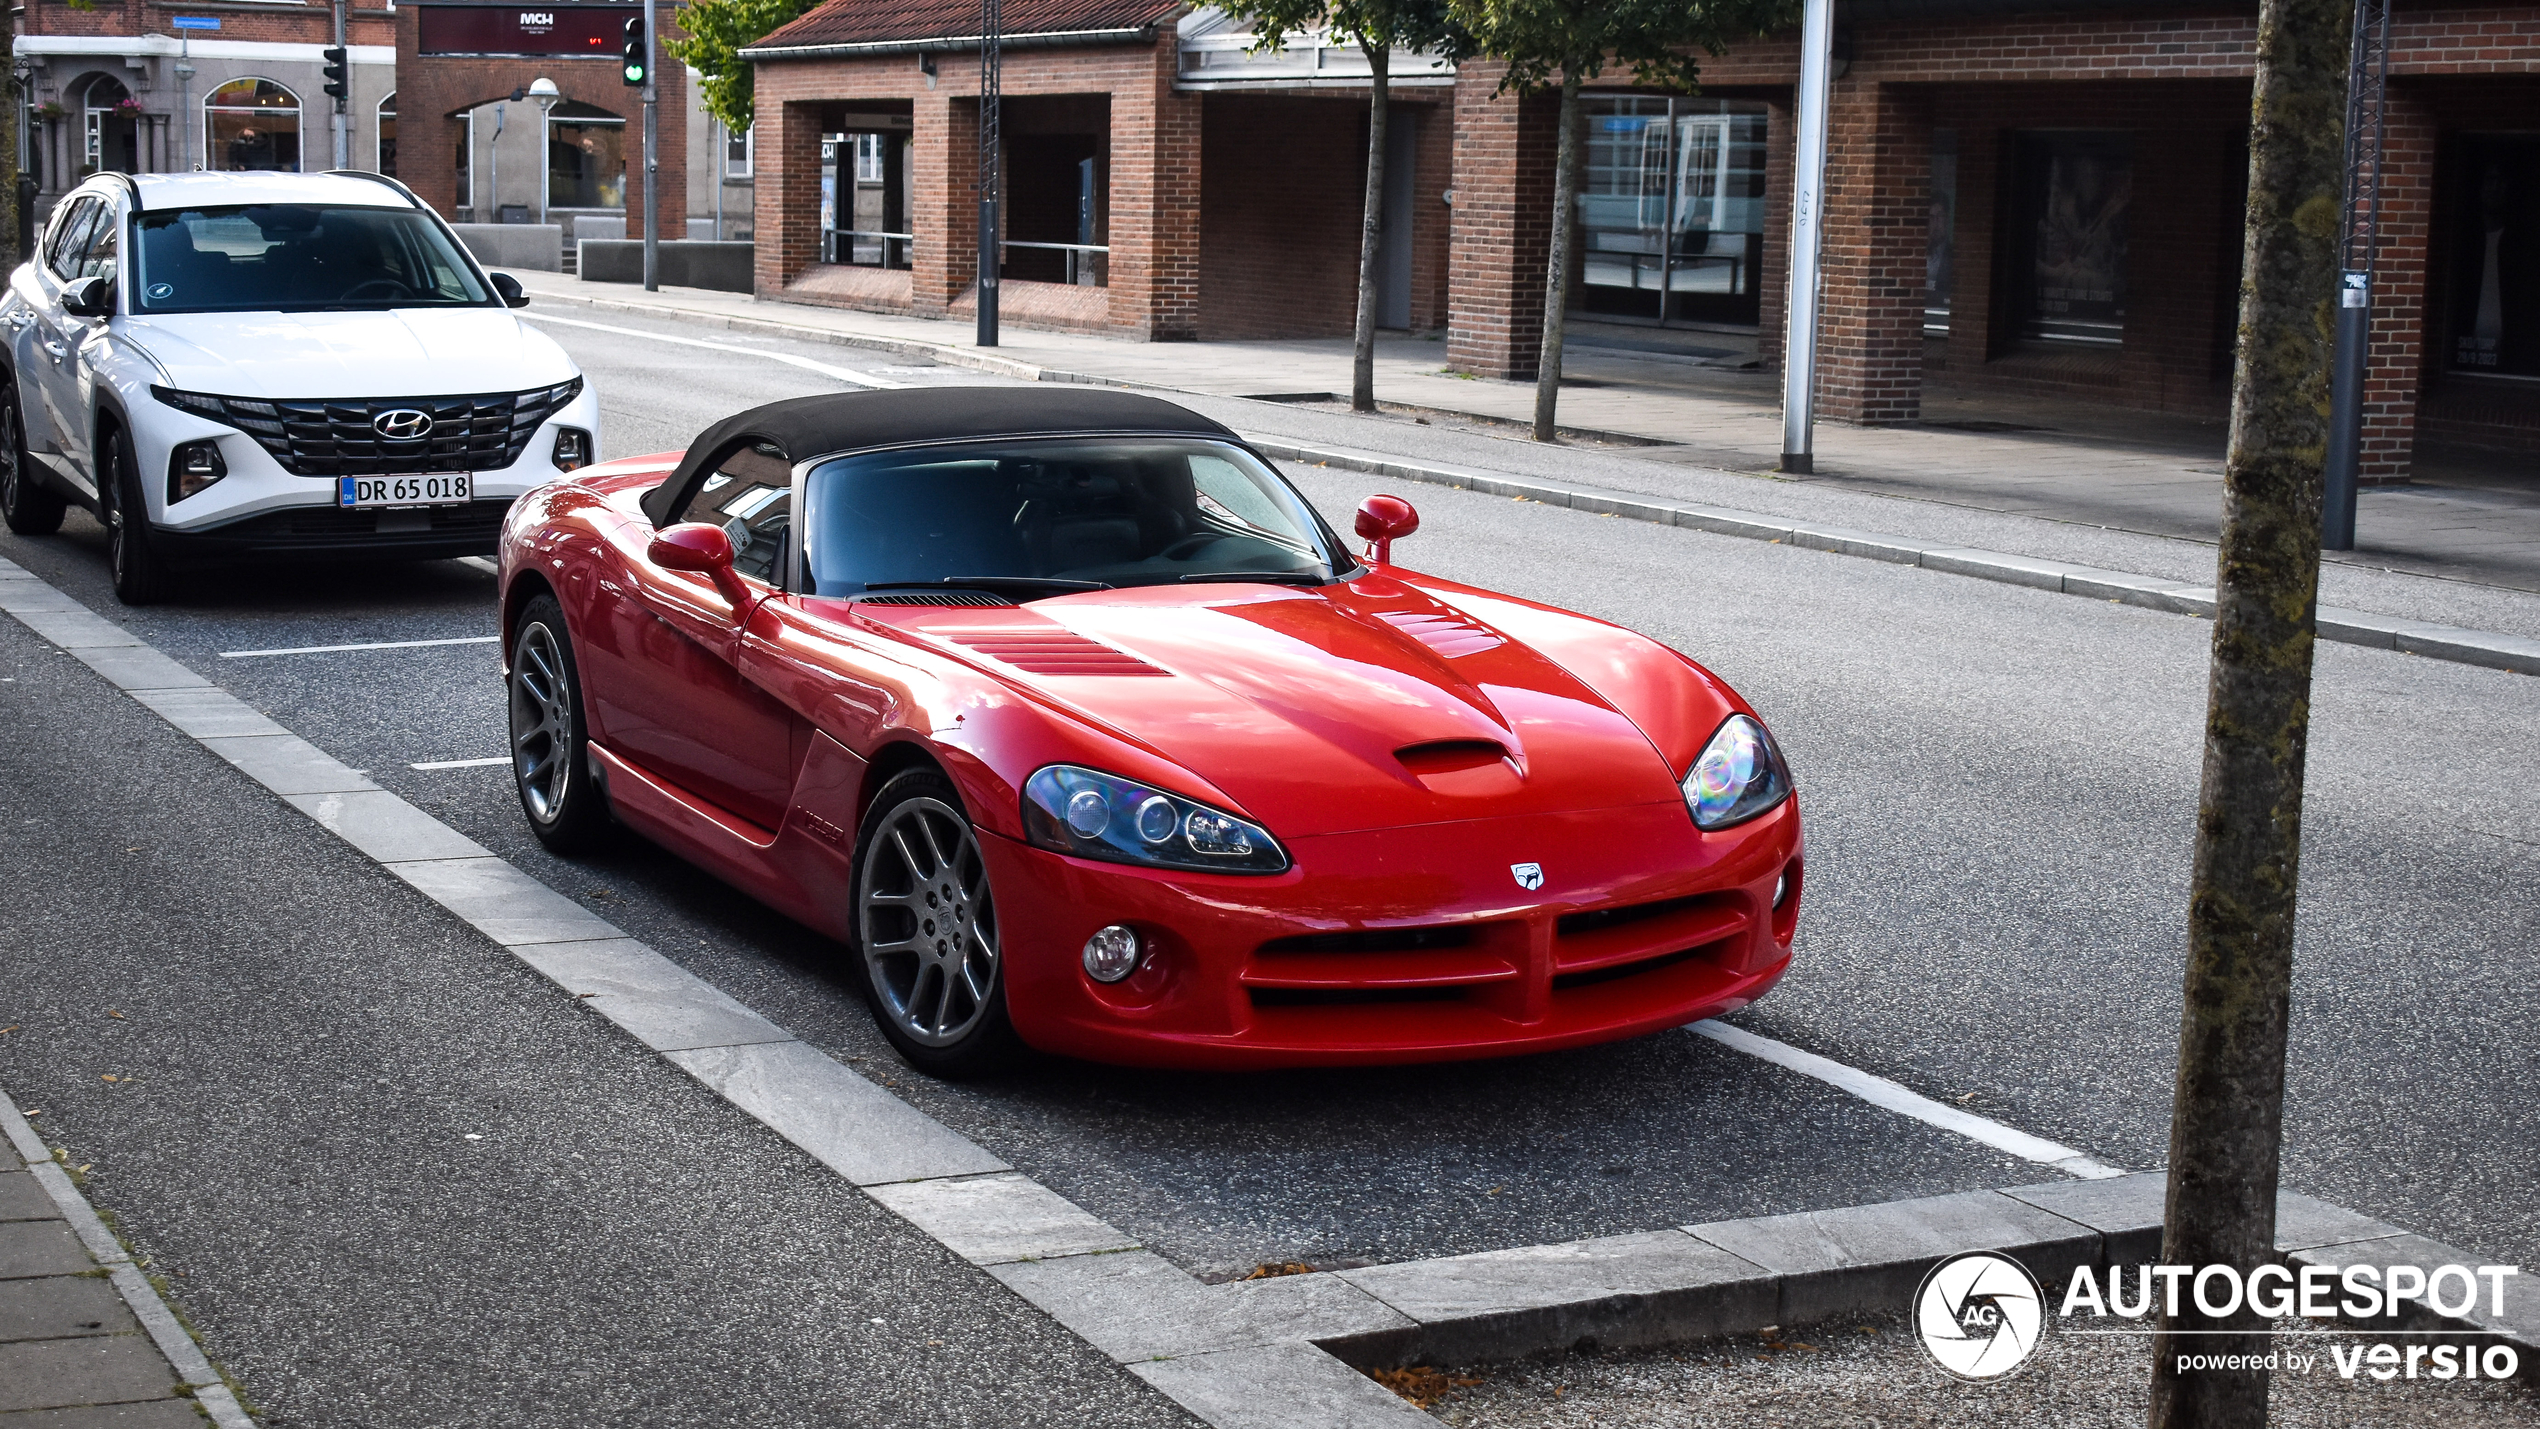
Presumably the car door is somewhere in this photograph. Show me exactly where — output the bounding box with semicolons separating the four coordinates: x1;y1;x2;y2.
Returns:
13;196;99;491
583;439;804;832
51;198;124;490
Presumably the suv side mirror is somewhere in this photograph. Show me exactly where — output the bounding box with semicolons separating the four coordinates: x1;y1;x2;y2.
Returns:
488;272;529;308
1354;494;1420;566
61;276;112;319
648;521;751;606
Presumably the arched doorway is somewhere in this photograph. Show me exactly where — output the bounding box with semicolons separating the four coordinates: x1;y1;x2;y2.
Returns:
546;100;625;210
81;74;141;176
205;78;302;172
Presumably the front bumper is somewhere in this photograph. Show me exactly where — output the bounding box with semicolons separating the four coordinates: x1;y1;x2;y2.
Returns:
150;498;517;562
989;797;1802;1069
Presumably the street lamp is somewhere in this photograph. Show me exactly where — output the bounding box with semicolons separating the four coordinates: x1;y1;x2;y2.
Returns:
527;76;560;227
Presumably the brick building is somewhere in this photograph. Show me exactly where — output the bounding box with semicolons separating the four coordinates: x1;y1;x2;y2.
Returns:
746;0;2537;476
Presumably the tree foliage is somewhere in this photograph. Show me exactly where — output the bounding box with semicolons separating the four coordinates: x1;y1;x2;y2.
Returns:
1447;0;1788;98
666;0;813;135
1239;0;1471;62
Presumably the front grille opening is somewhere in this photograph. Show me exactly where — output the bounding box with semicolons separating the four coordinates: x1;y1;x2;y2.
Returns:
163;381;583;478
1257;926;1479;955
1250;985;1470;1007
1556;893;1720;940
1550;943;1711;991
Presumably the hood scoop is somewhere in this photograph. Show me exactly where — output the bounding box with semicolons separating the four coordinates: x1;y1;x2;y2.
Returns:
1396;738;1513;775
945;627;1168;677
1375;609;1506;659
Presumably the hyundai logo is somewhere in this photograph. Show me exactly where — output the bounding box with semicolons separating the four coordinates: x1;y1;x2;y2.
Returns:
373;408;433;441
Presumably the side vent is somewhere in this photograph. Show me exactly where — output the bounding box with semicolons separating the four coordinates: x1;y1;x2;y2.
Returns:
947;629;1169;676
1376;609;1505;658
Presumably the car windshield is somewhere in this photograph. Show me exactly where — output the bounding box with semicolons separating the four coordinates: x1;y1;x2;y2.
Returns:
801;438;1346;596
131;205;492;313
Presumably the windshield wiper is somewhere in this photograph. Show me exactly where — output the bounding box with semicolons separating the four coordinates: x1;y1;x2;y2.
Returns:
1175;570;1331;586
864;577;1113;596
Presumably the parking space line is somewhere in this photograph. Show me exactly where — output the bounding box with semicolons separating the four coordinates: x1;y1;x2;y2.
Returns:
219;636;500;659
523;313;911;390
457;557;499;576
1690;1019;2128;1180
410;756;510;770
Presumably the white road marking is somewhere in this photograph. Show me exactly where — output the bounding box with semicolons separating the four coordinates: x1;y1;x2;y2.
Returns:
457;556;500;576
220;635;500;659
524;313;910;389
411;756;510;770
1691;1019;2128;1180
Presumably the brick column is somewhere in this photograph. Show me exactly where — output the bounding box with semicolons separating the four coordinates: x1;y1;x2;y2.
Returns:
753;98;825;294
1108;36;1203;340
912;91;980;319
1445;64;1558;380
1813;81;1929;423
1939;102;2000;374
2359;83;2435;482
1756;93;1794;376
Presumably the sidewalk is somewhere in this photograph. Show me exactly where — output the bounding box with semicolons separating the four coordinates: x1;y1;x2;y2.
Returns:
1;1099;252;1426
514;271;2540;595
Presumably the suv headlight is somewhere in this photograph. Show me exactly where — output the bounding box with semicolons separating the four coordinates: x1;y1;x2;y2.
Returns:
1023;765;1289;874
1682;714;1792;830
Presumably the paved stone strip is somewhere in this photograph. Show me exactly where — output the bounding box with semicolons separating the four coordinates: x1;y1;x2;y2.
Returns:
4;557;2529;1421
1243;437;2540;679
1;1095;257;1426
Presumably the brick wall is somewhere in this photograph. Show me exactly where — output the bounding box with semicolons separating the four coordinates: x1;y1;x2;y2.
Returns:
1810;82;1929;423
395;8;686;232
1198;93;1364;340
1445;63;1557;380
1107;34;1202;339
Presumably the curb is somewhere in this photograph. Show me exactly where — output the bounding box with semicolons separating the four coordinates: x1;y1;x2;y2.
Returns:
0;1095;259;1427
1246;436;2540;680
4;557;2531;1421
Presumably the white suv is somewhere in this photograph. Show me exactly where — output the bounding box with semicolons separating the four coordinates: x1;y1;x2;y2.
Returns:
0;170;601;603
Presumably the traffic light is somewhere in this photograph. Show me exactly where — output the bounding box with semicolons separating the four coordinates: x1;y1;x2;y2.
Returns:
621;17;646;86
321;45;348;100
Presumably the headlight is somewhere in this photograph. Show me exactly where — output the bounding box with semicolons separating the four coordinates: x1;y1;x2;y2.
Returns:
1682;714;1792;830
1023;765;1289;874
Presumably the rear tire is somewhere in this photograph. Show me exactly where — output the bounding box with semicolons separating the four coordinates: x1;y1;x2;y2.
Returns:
508;594;614;855
102;429;169;605
851;768;1021;1079
0;379;65;537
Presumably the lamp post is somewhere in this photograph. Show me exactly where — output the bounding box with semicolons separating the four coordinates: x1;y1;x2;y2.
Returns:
527;76;560;227
976;0;1000;346
2322;0;2390;551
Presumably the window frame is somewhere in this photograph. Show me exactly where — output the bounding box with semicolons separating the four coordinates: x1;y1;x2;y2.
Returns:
44;197;102;282
203;76;306;175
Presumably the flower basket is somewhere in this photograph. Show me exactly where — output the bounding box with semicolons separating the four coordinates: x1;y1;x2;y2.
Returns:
35;102;66;122
111;98;147;118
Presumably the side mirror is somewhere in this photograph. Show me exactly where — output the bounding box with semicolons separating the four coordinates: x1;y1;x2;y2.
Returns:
61;276;112;319
648;522;752;605
1354;495;1420;566
488;271;529;308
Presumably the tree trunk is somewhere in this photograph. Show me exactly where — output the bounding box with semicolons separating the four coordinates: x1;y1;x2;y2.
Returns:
2147;0;2349;1421
1530;74;1580;442
1350;43;1391;414
1;31;19;268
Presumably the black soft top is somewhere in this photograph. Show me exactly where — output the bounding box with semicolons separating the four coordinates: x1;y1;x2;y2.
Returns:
638;386;1240;527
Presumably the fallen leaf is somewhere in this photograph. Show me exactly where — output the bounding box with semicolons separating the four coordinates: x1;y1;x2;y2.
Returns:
100;1075;118;1083
1241;1262;1316;1281
107;1010;124;1020
0;1026;19;1035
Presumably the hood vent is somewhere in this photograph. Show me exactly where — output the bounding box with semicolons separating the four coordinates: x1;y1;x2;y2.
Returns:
1375;609;1505;659
947;628;1168;677
858;591;1016;607
1395;739;1511;775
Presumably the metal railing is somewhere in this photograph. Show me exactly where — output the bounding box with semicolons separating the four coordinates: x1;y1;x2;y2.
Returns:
1000;239;1108;287
827;228;914;269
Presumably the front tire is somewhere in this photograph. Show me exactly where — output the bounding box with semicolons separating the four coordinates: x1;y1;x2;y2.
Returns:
0;378;65;536
102;429;169;605
851;768;1020;1078
508;595;614;855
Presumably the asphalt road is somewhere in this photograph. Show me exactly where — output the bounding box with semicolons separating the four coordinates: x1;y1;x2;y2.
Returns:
4;303;2534;1422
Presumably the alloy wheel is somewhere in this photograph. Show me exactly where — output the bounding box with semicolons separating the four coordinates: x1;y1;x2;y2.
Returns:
509;621;576;822
859;797;1000;1048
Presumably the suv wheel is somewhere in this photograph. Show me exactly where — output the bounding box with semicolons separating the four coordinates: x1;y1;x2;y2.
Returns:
0;379;64;536
102;429;169;605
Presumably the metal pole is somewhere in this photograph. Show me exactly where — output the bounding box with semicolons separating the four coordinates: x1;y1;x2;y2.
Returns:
175;35;195;172
1779;0;1833;474
331;0;349;170
2323;0;2390;552
976;0;1000;346
641;0;659;291
490;103;504;223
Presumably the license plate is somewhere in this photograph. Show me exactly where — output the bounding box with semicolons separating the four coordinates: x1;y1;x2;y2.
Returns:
339;473;472;509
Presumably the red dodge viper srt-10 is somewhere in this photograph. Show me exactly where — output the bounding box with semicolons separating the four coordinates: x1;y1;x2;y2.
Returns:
497;388;1801;1075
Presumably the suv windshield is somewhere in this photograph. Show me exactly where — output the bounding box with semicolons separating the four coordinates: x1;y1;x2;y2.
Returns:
801;438;1346;596
132;205;491;313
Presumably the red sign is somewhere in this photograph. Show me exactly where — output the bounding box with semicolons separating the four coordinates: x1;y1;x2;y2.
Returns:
416;6;631;57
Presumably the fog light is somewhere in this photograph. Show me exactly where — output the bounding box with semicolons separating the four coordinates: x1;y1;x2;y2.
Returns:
167;439;226;503
551;427;592;472
1082;924;1141;983
1772;872;1790;909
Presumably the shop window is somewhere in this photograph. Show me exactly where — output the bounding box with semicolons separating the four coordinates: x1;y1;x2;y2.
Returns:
548;101;626;209
206;78;301;173
1574;96;1769;326
377;93;398;177
727;126;754;179
2448;136;2540;379
2007;131;2130;348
